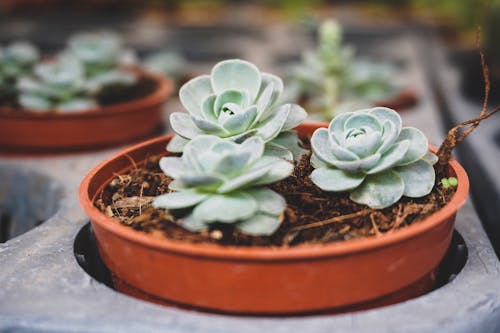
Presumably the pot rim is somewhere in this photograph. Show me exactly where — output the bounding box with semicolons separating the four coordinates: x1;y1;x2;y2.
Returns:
0;66;173;120
79;123;469;261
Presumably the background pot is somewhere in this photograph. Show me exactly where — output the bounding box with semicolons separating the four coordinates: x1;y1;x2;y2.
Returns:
0;68;173;153
79;123;469;315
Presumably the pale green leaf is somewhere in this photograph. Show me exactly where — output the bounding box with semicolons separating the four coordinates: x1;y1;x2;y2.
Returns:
350;170;404;209
396;159;435;197
246;188;286;216
396;127;428;166
367;140;410;174
166;135;189;153
153;191;208;210
221;105;257;134
192;192;258;223
179;75;212;117
311;167;365;192
169;112;203;139
159;156;186;179
236;213;282;236
210;59;261;101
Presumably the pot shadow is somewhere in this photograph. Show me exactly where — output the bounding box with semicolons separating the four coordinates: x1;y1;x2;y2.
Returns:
73;223;468;317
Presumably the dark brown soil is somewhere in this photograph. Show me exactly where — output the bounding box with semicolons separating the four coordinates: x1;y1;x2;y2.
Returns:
0;78;157;112
94;141;457;247
96;78;157;106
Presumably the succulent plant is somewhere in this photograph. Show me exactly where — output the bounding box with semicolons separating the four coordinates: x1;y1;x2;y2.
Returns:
153;135;294;235
310;107;437;209
0;41;39;80
284;20;399;121
143;50;187;81
65;32;137;92
0;41;39;99
66;32;135;74
168;59;307;160
17;56;96;112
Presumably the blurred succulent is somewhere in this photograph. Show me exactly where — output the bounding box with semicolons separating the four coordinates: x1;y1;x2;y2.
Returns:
168;59;307;160
143;50;187;81
66;32;137;92
66;32;136;75
17;56;96;112
153;135;293;235
284;20;399;121
310;107;437;209
0;41;39;98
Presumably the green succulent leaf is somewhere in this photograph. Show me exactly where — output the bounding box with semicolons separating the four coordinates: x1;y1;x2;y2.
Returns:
211;59;261;100
422;151;439;165
58;98;96;112
310;153;329;169
247;188;286;216
263;141;294;160
179;75;212;117
159;156;186;179
269;131;307;161
367;140;409;174
177;213;208;232
153;191;208;210
170;112;204;139
396;159;435;197
192;192;258;223
311;167;365;192
166;135;190;153
252;157;294;186
396;127;428;166
236;213;282;236
18;94;51;111
281;104;308;131
255;104;289;141
349;170;404;209
220;105;257;134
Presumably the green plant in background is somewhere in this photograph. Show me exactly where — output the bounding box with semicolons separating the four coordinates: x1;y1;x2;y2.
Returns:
153;135;293;235
17;56;96;112
284;19;400;121
0;41;39;101
310;107;437;209
65;31;137;94
143;50;187;83
168;59;307;160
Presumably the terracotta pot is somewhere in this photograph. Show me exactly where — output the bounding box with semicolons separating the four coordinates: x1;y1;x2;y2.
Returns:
375;88;417;111
79;123;469;315
0;68;173;153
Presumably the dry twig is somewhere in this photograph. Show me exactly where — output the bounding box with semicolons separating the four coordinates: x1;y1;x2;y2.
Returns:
436;28;500;173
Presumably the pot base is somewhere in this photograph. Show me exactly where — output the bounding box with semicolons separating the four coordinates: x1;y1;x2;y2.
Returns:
112;270;436;315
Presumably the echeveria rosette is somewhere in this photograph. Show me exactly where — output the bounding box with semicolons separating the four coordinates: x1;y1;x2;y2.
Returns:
167;59;307;160
0;41;39;80
310;107;438;209
17;56;96;112
66;32;137;92
67;32;136;73
153;135;293;236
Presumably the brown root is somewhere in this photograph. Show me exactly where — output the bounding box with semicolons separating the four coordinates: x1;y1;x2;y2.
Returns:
436;28;500;174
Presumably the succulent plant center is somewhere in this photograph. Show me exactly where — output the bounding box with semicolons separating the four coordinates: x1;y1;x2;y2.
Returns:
344;126;381;158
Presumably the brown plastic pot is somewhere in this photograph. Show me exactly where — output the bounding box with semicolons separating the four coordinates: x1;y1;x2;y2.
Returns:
0;68;173;153
79;122;469;315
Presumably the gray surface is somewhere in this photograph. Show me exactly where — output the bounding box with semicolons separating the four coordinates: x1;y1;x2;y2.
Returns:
0;29;500;333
